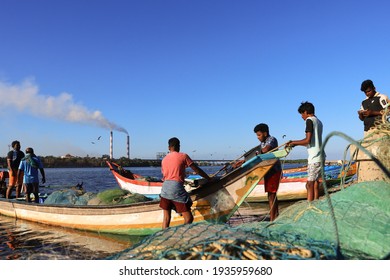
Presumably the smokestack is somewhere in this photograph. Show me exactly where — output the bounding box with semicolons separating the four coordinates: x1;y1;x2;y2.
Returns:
110;131;113;159
127;135;130;159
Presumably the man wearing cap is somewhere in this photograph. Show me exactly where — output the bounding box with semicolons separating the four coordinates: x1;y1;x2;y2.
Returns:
17;147;46;203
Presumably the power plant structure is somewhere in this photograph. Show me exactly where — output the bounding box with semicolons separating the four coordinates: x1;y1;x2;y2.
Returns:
126;134;130;159
110;131;113;159
109;130;130;160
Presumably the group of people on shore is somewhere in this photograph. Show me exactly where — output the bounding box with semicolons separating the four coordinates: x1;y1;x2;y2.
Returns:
3;80;388;225
159;79;389;228
3;142;45;203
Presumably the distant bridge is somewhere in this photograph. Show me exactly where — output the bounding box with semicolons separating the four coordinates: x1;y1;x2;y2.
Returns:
143;159;232;165
194;159;232;165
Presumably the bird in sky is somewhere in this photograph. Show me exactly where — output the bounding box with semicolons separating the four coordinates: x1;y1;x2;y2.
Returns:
91;136;101;144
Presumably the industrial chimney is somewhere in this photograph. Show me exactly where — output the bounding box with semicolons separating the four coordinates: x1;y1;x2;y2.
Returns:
127;135;130;159
110;131;113;159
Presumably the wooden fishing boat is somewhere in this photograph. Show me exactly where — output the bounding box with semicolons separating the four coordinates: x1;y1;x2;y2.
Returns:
282;166;308;174
107;148;291;200
283;164;352;179
281;161;356;175
0;214;134;255
247;178;309;202
247;162;357;202
0;156;278;236
107;161;163;200
108;148;355;203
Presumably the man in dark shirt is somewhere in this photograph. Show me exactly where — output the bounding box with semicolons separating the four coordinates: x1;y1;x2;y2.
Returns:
241;124;282;221
6;140;25;199
358;79;389;132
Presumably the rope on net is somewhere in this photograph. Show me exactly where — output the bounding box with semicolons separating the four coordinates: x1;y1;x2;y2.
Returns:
108;222;339;260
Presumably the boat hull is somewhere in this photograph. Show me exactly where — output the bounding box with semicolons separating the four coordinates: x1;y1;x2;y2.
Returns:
0;159;277;235
247;178;309;202
109;167;355;203
111;171;162;199
107;148;292;201
247;175;356;202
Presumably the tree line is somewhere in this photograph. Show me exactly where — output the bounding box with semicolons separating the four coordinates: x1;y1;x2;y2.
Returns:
0;156;161;169
0;156;307;169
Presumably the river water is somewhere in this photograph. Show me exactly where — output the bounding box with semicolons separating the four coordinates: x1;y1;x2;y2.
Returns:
0;165;299;260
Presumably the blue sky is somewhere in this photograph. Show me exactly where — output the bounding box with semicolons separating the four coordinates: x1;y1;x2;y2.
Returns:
1;0;389;160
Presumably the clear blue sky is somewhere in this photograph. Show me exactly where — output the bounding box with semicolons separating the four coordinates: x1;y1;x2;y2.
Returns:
1;0;389;160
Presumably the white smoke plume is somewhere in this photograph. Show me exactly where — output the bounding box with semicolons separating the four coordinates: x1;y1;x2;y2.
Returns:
0;79;128;134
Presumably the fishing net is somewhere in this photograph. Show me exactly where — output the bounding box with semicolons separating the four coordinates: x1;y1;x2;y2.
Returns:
108;222;338;260
44;189;90;205
240;181;390;260
348;105;390;183
109;180;389;260
92;189;152;205
44;188;151;205
110;119;390;260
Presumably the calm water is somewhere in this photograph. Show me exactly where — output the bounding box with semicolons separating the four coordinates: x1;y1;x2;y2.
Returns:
0;164;300;260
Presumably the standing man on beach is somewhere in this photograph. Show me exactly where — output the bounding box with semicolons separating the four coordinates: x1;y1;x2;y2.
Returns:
358;79;389;133
251;123;282;221
159;137;210;229
231;123;282;221
287;102;325;201
356;80;389;182
6;140;24;199
17;147;46;203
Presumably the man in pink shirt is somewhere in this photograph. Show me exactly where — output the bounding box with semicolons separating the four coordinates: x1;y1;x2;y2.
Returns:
160;137;211;229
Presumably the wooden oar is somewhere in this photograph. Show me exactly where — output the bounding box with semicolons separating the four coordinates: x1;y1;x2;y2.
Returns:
267;142;288;153
210;152;248;178
210;142;289;178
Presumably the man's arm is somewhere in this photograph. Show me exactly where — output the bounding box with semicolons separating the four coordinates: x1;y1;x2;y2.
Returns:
287;131;312;147
261;144;272;153
16;163;23;186
358;109;365;121
287;119;313;147
7;157;12;170
360;109;382;118
39;168;46;184
190;164;211;180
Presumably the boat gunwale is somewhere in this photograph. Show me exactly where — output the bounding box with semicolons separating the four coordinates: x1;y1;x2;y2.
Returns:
0;198;162;215
107;161;163;187
189;158;278;199
1;158;278;216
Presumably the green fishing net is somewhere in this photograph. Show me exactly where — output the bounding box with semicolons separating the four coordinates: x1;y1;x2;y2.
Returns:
240;181;389;259
44;188;151;205
94;189;152;205
109;181;389;260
